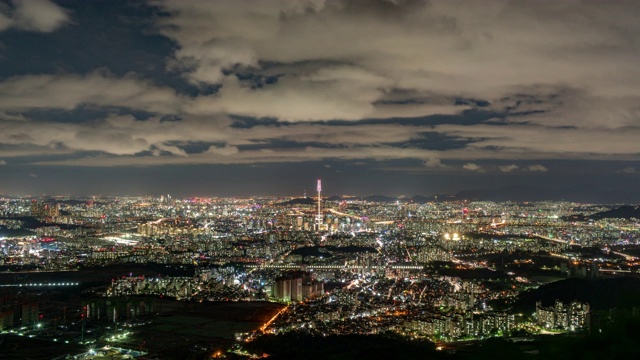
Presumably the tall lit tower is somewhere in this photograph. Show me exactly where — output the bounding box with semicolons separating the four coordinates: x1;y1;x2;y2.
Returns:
315;179;323;230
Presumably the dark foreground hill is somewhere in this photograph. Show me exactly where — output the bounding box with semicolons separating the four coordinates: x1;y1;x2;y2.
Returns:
509;277;640;312
244;333;449;360
242;326;640;360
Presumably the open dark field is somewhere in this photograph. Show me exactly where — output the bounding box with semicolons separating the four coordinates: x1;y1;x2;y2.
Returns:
123;300;285;359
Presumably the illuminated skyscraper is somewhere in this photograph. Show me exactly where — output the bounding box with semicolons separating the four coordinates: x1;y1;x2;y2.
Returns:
315;179;323;231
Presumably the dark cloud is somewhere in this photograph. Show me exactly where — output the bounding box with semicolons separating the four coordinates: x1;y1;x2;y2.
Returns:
617;166;637;174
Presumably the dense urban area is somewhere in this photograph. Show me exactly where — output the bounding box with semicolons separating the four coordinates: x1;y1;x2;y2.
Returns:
1;185;640;359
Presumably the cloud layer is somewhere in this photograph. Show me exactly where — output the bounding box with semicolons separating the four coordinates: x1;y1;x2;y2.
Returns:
0;0;639;177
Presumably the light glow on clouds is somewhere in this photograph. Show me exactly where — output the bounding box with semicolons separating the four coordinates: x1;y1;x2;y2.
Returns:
498;164;518;173
463;163;483;172
0;0;70;33
527;165;548;172
1;0;640;176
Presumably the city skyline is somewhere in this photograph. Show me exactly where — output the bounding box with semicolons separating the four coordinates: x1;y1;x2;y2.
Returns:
0;0;639;200
1;192;638;358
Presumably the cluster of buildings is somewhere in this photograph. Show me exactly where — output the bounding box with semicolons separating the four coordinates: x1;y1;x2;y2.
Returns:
108;276;196;300
535;300;591;331
560;262;600;279
0;295;39;331
83;297;155;322
137;219;206;237
30;201;60;218
408;311;516;339
271;271;324;302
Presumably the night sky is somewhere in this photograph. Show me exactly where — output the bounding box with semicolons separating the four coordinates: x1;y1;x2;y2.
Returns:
0;0;638;201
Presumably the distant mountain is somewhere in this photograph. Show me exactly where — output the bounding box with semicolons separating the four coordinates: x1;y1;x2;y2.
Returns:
44;199;90;205
451;186;640;203
408;195;434;203
564;205;640;221
279;197;316;206
509;277;640;312
452;186;581;202
6;186;639;205
320;194;437;204
315;185;640;205
589;205;640;220
364;195;398;203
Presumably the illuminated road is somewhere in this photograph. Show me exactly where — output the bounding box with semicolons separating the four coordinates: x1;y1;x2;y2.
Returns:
610;251;638;261
328;208;362;221
260;305;289;333
532;234;570;244
599;268;634;273
246;264;423;270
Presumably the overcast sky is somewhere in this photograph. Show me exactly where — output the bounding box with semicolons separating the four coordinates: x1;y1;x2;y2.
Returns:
0;0;638;201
